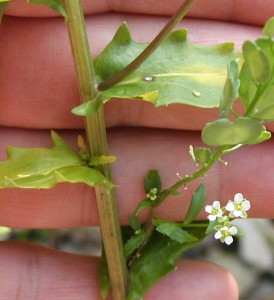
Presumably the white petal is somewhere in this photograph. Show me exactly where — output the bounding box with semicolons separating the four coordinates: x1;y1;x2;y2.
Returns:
212;201;221;209
233;210;243;217
205;205;213;213
234;193;244;203
225;202;235;211
225;236;233;245
214;231;222;239
208;215;216;221
229;226;238;235
242;200;251;211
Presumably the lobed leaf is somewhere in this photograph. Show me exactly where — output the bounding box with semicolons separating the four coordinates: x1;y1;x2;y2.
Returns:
72;23;237;116
202;117;264;146
189;145;213;166
0;131;113;189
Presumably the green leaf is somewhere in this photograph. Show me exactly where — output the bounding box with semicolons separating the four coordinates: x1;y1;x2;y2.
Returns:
202;117;264;146
28;0;67;18
72;23;237;116
206;220;218;234
184;184;206;224
134;199;153;215
246;126;271;145
263;17;274;38
156;223;198;243
129;214;141;231
0;0;9;24
219;60;240;117
144;169;162;194
242;41;272;84
124;230;145;259
88;155;116;166
0;131;113;189
127;228;206;300
189;145;213;166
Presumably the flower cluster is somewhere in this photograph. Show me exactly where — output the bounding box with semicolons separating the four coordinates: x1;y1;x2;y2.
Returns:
205;193;250;245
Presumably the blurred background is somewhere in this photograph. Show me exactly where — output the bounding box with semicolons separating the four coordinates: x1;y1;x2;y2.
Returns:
1;218;273;300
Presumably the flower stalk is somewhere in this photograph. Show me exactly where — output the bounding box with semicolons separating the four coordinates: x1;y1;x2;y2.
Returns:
63;1;128;299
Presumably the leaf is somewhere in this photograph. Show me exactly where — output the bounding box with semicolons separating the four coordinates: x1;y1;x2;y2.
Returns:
0;0;9;24
0;131;113;189
144;169;162;194
219;60;240;117
88;155;116;166
134;199;153;216
189;145;213;166
156;223;197;243
184;184;206;224
129;214;141;231
202;117;264;146
127;228;206;300
72;23;237;116
263;17;274;37
124;230;145;259
246;126;271;145
242;40;272;84
28;0;67;18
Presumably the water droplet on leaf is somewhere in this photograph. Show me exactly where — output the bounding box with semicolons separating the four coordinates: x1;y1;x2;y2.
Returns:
192;90;201;97
143;75;154;82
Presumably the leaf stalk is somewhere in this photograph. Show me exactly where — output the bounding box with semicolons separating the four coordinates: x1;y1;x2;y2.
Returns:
98;0;198;91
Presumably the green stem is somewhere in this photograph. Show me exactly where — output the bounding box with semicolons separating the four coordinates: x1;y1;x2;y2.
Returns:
98;0;198;91
63;1;128;299
244;84;268;116
158;147;227;206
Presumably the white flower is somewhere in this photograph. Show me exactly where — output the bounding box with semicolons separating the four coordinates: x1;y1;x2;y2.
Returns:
214;225;238;245
205;201;224;221
225;193;250;218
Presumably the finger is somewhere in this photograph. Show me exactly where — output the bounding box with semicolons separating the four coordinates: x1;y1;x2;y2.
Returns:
1;15;269;131
0;127;273;229
0;242;239;300
5;0;273;26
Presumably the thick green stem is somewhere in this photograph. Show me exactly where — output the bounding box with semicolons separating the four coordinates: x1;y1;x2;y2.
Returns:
98;0;198;91
63;1;128;299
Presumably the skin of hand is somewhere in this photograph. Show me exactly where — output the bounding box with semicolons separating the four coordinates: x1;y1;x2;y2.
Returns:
0;0;273;299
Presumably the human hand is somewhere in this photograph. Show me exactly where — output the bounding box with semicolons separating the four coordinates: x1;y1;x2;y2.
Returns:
0;0;273;299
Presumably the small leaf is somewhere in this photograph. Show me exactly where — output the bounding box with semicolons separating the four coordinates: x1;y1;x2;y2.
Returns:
134;199;153;215
206;220;218;234
189;146;213;166
263;17;274;37
184;184;206;224
88;155;116;166
202;117;263;146
28;0;67;18
129;214;141;231
144;169;162;194
242;41;272;84
219;60;240;117
156;223;198;243
124;230;145;259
